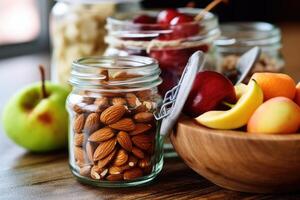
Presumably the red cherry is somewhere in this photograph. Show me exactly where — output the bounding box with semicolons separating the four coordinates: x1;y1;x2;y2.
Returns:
169;14;194;25
133;14;157;24
157;9;180;24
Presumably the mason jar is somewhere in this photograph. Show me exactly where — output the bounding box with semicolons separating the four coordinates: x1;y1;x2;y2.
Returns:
50;0;140;86
66;56;164;187
105;8;220;95
214;22;285;83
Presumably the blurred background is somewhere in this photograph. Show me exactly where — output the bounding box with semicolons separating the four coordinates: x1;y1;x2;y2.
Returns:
1;0;300;58
0;0;299;164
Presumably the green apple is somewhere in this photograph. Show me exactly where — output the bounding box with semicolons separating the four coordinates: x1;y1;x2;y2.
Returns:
2;81;70;152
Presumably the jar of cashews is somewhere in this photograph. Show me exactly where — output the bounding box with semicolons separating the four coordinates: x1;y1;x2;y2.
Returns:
50;0;140;86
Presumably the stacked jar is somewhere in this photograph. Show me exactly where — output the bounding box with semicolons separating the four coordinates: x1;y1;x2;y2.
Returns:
66;56;164;187
104;8;220;95
214;22;285;83
50;0;140;86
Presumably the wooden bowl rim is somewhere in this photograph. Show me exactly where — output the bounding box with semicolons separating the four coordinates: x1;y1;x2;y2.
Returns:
178;117;300;141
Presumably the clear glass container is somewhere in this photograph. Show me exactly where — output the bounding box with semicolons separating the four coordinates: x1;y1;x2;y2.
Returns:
214;22;285;83
50;0;140;86
105;8;220;95
66;56;164;187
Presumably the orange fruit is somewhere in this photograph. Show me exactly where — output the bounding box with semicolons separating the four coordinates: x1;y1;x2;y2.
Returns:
251;73;296;101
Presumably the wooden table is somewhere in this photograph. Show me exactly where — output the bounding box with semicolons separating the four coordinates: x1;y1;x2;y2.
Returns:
0;23;300;199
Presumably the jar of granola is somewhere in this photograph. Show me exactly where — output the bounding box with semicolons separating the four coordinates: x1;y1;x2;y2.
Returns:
66;56;163;187
50;0;140;86
214;22;285;83
105;8;220;95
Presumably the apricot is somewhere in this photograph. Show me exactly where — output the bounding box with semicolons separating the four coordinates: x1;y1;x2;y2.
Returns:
251;73;296;101
247;97;300;134
294;82;300;107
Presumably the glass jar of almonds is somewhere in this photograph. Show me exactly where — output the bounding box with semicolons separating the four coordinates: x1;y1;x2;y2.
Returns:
66;56;164;187
50;0;140;86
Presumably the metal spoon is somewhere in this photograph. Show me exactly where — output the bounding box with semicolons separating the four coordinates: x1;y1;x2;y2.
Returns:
235;46;261;84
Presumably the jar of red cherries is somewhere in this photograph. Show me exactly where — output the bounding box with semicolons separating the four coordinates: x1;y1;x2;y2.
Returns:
105;8;220;95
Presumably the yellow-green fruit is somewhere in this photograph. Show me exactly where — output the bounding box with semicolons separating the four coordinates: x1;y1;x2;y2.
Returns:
2;82;69;152
248;97;300;134
196;80;263;129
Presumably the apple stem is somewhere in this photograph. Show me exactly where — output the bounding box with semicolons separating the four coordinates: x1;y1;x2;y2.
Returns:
39;65;48;99
194;0;228;21
222;101;235;109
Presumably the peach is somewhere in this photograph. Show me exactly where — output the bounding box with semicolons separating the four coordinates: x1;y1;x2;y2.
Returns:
295;82;300;107
247;97;300;134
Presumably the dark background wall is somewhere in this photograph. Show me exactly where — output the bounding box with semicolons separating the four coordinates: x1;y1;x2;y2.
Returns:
141;0;300;22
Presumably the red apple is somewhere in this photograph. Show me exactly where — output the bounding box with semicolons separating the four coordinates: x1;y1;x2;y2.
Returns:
184;71;236;117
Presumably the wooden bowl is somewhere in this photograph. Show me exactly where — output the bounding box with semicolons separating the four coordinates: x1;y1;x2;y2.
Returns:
170;116;300;193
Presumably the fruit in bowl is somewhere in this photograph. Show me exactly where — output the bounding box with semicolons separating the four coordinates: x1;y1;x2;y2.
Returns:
184;71;236;118
248;97;300;134
2;66;70;152
170;72;300;193
192;72;300;134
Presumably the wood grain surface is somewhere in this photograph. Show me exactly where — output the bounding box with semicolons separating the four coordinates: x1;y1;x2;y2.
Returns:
0;23;299;199
171;117;300;194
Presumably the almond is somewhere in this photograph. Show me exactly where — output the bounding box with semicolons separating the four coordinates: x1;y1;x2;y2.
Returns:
89;127;115;142
80;165;91;176
131;146;144;159
74;146;85;163
136;90;152;101
129;123;152;136
100;105;126;125
128;155;138;167
106;174;123;181
132;134;153;150
134;104;148;113
73;103;86;114
123;167;143;180
84;112;100;133
117;131;132;151
112;97;127;106
74;133;84;146
97;149;117;169
86;142;95;162
90;169;101;180
74;114;85;133
138;158;151;168
94;97;109;107
133;112;154;123
109;118;135;131
93;138;117;161
91;166;108;180
99;69;109;82
82;97;95;104
113;149;128;166
111;71;141;81
125;93;141;108
108;166;123;175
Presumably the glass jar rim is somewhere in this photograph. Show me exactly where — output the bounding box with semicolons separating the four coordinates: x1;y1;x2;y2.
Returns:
107;8;217;27
215;22;281;52
105;8;220;50
70;56;162;92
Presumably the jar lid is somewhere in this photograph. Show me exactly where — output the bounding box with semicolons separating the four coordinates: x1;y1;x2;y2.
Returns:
56;0;140;4
155;51;205;136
